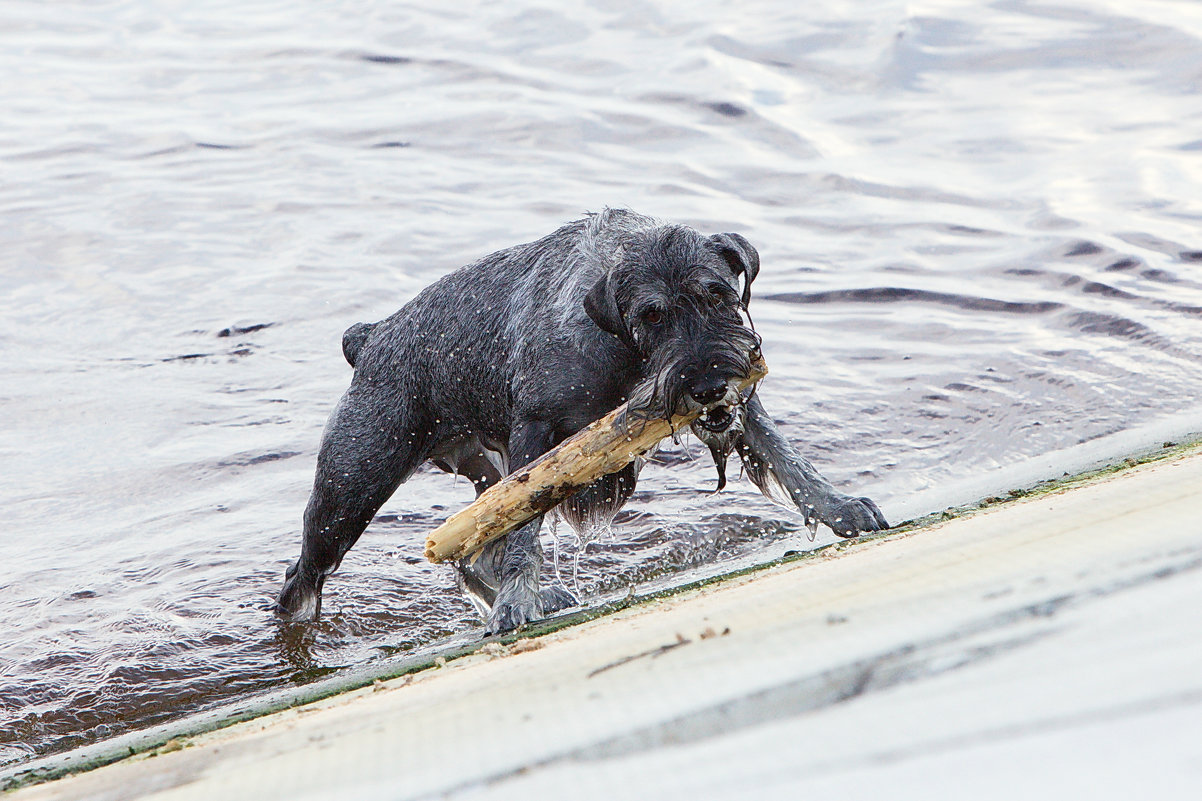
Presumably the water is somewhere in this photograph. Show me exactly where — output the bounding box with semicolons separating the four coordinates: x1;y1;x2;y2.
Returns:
3;0;1202;766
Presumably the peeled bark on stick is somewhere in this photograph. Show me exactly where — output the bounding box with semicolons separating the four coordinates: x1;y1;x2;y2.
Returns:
424;359;768;563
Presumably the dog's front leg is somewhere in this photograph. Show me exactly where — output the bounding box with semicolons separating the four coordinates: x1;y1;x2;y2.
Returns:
737;395;889;537
484;419;560;635
485;516;545;635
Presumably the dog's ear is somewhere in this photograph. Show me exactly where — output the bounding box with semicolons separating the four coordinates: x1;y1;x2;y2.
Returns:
584;271;634;349
709;233;760;308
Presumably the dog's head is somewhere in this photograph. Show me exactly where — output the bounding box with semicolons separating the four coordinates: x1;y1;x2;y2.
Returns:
584;224;762;447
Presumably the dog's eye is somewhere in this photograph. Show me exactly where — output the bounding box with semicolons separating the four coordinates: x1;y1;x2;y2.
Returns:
642;309;663;326
707;284;730;305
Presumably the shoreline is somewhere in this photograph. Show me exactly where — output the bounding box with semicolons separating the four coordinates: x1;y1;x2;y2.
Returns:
6;431;1202;797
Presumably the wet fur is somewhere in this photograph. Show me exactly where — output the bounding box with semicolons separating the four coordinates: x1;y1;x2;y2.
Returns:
276;209;888;634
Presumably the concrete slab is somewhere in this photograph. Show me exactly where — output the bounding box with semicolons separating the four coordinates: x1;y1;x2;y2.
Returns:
11;449;1202;800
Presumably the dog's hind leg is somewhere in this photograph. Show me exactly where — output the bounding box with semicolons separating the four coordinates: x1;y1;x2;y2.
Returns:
276;384;427;622
737;394;889;538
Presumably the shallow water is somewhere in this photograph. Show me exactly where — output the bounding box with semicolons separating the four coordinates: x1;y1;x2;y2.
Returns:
3;0;1202;765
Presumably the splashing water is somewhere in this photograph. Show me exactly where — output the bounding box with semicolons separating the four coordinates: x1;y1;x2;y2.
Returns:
567;518;617;595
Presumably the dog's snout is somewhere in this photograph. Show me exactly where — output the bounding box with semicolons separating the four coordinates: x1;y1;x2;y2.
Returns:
689;375;728;405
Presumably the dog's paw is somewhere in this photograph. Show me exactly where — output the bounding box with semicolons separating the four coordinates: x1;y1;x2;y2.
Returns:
486;586;542;635
825;495;890;538
275;563;322;622
539;585;579;615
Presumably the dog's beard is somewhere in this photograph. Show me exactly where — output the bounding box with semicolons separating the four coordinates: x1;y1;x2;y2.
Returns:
621;374;749;491
621;322;760;490
689;382;748;491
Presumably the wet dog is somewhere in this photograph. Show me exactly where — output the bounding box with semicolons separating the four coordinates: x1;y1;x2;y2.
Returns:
276;209;887;633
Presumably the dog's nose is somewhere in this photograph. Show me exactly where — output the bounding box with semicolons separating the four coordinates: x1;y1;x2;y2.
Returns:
689;375;728;405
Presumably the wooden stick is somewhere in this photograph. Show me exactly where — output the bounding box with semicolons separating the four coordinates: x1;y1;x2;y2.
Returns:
424;359;767;563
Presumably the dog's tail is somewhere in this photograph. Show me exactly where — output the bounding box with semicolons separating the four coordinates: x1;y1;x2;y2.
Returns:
342;322;376;367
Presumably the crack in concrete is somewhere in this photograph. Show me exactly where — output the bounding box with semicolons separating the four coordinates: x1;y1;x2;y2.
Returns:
585;636;692;678
419;553;1202;800
800;687;1202;778
577;630;1052;762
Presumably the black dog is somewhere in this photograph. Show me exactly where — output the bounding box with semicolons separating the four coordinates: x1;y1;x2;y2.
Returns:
277;209;887;633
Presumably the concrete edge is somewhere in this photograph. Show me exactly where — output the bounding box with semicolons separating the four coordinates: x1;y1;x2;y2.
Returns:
5;432;1201;793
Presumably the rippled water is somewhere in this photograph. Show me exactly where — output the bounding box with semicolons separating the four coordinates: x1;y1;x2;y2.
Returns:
4;0;1202;766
